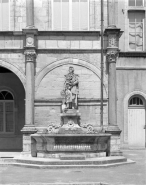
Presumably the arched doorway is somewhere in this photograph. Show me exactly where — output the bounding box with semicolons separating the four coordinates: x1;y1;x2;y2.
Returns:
0;67;25;151
128;95;145;148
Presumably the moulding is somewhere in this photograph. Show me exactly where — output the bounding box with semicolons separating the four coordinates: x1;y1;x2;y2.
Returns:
34;98;108;106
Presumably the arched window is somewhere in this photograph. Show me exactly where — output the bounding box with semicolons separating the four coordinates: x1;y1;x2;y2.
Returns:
129;96;145;107
0;91;14;133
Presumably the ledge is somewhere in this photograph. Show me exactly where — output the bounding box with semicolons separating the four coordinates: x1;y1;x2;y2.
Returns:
0;49;24;53
37;31;100;37
0;31;100;37
0;31;23;36
37;49;101;53
119;52;146;57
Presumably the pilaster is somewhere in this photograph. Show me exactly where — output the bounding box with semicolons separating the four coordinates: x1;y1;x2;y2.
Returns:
21;0;38;156
21;31;38;156
104;25;123;156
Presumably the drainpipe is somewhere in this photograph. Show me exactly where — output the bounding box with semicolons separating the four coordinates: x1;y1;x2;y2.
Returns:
100;0;104;126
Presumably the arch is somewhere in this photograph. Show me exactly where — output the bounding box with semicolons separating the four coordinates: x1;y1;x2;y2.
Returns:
0;59;26;90
35;58;108;95
123;90;146;144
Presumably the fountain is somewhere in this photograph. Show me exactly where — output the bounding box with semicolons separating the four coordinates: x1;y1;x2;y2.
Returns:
31;67;111;159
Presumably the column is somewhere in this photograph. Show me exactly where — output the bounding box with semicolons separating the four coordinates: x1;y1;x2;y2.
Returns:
104;25;123;156
21;0;38;156
108;0;117;26
26;0;34;28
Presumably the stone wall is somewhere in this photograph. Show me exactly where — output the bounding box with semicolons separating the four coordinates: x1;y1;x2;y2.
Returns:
0;73;25;150
35;61;108;127
37;35;100;50
117;57;146;147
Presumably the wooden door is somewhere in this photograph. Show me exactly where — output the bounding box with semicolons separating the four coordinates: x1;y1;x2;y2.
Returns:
128;108;145;148
128;96;145;148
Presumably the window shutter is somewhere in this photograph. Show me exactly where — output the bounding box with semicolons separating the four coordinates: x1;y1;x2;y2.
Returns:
2;0;9;31
53;0;61;30
72;0;79;30
80;0;88;30
62;0;69;30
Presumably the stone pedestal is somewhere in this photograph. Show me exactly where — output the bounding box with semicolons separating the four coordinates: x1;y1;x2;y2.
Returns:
21;126;37;157
59;109;81;134
106;126;122;156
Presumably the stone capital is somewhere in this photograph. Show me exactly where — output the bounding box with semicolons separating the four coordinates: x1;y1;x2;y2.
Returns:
106;50;119;63
104;25;123;48
24;49;36;62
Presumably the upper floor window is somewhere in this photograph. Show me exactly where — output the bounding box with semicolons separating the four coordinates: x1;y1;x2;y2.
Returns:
0;0;10;31
52;0;89;30
128;11;145;51
129;0;144;6
0;91;14;133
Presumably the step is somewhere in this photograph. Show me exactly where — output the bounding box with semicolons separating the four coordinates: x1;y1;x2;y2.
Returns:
14;156;127;166
60;155;86;160
11;159;135;169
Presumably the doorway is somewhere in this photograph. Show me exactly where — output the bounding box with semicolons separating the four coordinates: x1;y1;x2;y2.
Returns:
128;95;145;148
0;67;25;151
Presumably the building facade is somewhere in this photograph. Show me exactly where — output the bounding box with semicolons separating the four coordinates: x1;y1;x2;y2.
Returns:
0;0;145;154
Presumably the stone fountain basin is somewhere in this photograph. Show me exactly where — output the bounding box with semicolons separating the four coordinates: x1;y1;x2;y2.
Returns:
31;133;111;158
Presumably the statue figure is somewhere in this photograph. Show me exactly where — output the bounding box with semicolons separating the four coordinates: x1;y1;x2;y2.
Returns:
61;66;79;111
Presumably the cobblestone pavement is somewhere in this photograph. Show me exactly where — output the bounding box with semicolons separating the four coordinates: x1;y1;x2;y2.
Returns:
0;149;145;185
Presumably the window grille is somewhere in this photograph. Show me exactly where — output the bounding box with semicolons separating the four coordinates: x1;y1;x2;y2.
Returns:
129;96;144;106
0;91;14;133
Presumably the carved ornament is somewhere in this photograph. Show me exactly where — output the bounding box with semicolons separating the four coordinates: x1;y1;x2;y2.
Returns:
24;49;36;62
36;123;105;134
106;51;119;63
108;35;117;47
26;35;34;47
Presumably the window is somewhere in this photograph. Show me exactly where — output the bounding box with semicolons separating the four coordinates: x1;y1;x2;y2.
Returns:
129;96;144;106
0;91;14;133
129;0;143;6
128;11;144;51
0;0;10;31
52;0;89;30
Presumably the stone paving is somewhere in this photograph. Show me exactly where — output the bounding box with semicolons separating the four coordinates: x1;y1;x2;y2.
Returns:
0;149;145;185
